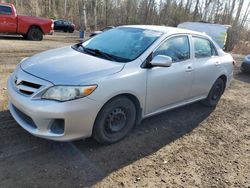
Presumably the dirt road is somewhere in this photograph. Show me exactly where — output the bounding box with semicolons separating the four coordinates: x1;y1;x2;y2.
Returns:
0;34;249;188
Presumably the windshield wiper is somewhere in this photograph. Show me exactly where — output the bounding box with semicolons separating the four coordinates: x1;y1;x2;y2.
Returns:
83;46;131;62
73;43;131;62
82;47;116;61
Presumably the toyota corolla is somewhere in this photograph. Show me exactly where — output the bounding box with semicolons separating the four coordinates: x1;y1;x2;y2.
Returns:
7;25;234;144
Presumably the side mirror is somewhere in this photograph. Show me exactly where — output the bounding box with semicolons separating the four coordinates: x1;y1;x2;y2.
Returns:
150;55;173;67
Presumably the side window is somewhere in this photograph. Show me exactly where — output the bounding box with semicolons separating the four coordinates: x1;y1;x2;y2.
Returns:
0;5;12;15
153;36;190;62
56;20;63;25
193;37;218;58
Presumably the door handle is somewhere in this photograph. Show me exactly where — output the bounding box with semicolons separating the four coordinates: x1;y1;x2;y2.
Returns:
215;61;220;66
186;66;193;72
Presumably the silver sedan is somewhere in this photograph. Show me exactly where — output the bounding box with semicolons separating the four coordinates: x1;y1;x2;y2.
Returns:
7;25;234;144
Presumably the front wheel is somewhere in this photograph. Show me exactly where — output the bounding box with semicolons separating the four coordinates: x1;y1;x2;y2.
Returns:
202;78;225;107
93;96;136;144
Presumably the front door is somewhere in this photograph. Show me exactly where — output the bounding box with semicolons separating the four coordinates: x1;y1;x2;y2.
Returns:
146;35;194;115
0;5;16;33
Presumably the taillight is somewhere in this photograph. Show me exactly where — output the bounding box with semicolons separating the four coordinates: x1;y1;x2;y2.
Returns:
51;20;54;29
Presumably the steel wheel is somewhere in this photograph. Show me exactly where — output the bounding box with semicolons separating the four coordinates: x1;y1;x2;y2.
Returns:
202;78;225;107
93;96;136;144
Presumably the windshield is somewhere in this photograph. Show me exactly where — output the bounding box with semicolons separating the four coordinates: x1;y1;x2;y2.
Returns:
80;27;163;62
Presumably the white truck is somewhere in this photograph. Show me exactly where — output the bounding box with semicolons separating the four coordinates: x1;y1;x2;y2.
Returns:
178;22;231;51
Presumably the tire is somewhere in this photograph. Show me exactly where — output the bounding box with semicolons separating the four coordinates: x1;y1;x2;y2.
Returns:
202;78;225;107
241;67;247;73
93;96;136;144
27;27;43;41
69;28;74;33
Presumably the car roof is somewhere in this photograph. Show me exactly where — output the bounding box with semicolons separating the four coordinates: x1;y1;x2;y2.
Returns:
0;2;12;7
120;25;207;37
55;19;72;23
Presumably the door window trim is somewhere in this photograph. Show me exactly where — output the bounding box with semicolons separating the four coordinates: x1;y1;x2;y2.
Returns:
0;5;13;15
152;34;191;63
191;35;219;59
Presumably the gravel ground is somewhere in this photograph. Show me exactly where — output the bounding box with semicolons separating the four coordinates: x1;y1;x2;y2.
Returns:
0;34;249;188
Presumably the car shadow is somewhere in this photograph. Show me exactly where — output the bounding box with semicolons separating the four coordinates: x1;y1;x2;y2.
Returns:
0;102;214;187
234;71;250;84
73;102;215;185
0;35;24;40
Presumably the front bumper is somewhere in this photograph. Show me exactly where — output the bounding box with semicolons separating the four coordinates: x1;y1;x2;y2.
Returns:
48;30;54;35
7;73;100;141
241;61;250;72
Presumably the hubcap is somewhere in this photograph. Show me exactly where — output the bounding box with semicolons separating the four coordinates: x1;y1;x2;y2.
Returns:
32;31;40;40
212;84;222;100
105;108;127;133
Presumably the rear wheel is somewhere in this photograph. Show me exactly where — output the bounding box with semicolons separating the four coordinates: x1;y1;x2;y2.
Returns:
68;28;74;33
202;78;225;107
93;96;136;144
27;27;43;41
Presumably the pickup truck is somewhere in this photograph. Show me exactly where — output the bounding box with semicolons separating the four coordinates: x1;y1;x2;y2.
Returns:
0;3;53;41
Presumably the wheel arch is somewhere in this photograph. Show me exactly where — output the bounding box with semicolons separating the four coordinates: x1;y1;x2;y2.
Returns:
93;93;143;134
27;25;44;34
120;93;143;125
218;74;227;93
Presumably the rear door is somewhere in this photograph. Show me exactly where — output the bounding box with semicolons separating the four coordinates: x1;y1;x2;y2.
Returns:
54;20;63;31
190;36;221;98
0;5;17;33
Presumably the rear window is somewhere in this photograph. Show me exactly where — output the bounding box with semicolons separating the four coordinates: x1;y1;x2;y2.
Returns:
0;5;12;15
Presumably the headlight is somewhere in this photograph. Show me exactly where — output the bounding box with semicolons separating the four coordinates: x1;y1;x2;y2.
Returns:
42;85;97;102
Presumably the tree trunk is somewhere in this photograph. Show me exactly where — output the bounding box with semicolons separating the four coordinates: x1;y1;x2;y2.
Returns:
83;0;87;30
105;0;108;26
94;0;97;30
64;0;67;18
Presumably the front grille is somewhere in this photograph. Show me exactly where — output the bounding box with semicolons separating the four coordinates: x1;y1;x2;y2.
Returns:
14;78;42;96
20;81;41;89
12;105;37;129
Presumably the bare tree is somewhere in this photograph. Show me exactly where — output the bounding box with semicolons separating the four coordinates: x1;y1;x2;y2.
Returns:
93;0;97;30
64;0;67;18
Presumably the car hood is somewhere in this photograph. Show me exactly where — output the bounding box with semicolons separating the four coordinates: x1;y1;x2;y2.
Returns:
21;46;125;85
